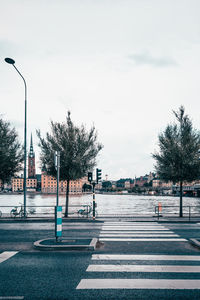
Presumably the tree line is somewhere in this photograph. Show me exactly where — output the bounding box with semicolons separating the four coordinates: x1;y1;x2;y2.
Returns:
1;106;200;217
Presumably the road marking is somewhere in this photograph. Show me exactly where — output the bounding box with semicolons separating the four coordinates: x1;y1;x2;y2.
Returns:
100;231;174;233
103;222;159;225
0;297;24;299
76;279;200;289
99;238;187;242
92;254;200;261
101;227;170;230
0;252;18;264
99;234;179;237
87;264;200;273
102;225;167;227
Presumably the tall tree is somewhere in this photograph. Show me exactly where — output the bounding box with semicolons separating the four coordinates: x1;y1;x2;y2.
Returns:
37;111;103;217
153;106;200;217
0;118;23;185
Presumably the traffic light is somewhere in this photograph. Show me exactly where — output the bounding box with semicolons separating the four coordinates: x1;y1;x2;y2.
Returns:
88;172;93;183
96;168;102;184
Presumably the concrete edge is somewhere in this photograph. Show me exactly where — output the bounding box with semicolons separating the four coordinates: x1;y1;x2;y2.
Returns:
190;238;200;249
0;218;103;223
34;238;98;251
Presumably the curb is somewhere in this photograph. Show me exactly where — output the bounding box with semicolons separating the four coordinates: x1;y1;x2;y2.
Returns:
34;238;98;251
0;218;103;223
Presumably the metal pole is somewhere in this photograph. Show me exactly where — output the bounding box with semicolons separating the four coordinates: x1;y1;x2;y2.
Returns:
92;182;95;220
12;64;27;218
55;151;60;207
189;206;191;222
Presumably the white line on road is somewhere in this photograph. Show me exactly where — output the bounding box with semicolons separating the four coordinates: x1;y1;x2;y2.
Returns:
99;234;179;237
100;231;174;234
102;225;167;227
99;238;187;242
92;254;200;261
0;252;18;264
87;264;200;273
101;227;170;230
0;297;24;299
76;279;200;289
103;222;160;225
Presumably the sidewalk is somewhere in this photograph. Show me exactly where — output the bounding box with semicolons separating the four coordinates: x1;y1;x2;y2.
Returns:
0;215;199;223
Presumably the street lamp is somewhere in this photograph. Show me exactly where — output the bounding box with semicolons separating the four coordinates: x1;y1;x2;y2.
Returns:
5;57;27;218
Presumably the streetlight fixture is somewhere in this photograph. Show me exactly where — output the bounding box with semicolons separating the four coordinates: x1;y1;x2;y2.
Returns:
5;57;27;218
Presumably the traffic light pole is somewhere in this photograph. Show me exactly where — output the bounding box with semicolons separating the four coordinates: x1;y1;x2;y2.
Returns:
88;169;101;221
92;182;96;220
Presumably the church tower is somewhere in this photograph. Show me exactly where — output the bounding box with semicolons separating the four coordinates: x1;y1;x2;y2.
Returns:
28;134;36;178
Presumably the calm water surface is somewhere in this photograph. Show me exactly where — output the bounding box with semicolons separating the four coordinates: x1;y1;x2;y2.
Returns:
1;193;200;216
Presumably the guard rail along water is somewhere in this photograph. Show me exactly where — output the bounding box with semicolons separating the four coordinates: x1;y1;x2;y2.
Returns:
155;205;200;221
0;204;93;219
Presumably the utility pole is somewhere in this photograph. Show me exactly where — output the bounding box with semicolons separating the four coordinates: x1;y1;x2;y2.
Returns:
55;151;62;242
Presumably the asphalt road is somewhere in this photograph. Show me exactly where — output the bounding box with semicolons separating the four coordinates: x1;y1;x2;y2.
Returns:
1;220;200;299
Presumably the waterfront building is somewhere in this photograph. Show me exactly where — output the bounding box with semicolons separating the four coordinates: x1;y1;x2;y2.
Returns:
124;180;131;189
12;177;37;192
12;177;24;192
134;176;148;187
152;179;172;188
41;173;88;194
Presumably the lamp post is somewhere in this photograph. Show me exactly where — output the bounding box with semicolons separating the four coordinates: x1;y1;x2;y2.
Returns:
5;57;27;218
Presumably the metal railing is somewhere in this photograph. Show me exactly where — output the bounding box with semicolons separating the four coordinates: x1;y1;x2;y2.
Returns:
0;204;92;219
155;205;200;221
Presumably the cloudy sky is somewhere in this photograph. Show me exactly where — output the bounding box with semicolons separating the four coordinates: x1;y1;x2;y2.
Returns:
1;0;200;180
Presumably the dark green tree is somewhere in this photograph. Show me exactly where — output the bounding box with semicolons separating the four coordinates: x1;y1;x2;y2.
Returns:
82;183;92;192
102;181;112;191
37;111;103;217
153;106;200;217
0;118;23;186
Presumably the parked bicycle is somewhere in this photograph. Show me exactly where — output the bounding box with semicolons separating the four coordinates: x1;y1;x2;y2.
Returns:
10;203;28;218
78;204;98;218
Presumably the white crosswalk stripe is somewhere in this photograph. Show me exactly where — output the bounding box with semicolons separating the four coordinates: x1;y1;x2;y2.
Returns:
92;254;200;261
77;279;200;290
99;234;179;237
86;264;200;272
0;251;18;264
99;238;187;241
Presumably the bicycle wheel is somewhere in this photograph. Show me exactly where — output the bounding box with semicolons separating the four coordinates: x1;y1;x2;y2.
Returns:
10;210;17;218
20;210;28;218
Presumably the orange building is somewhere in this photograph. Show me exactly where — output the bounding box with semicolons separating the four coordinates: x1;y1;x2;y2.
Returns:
12;177;24;192
12;177;37;192
41;173;88;194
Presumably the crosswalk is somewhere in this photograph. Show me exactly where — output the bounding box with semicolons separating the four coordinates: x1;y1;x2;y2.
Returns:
77;253;200;290
99;221;187;242
76;221;200;291
0;251;18;264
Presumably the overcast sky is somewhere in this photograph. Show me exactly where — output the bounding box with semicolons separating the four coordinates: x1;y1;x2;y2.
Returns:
1;0;200;180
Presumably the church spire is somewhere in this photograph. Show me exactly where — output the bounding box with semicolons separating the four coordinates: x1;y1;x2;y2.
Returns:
29;133;35;158
28;133;36;178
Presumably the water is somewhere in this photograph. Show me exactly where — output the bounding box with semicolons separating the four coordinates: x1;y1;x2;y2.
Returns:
1;193;200;216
